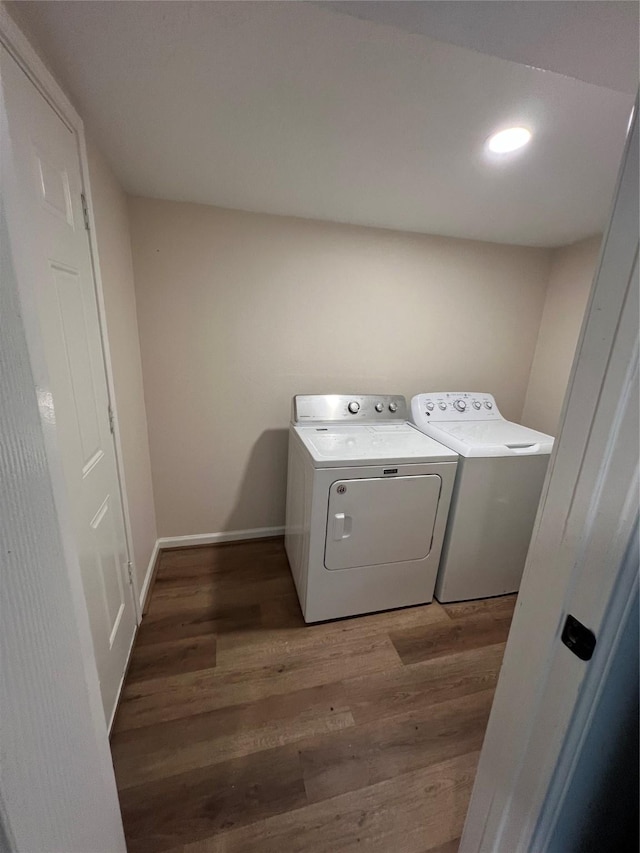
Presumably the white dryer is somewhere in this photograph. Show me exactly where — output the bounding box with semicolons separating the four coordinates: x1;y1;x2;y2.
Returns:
285;394;458;622
411;392;554;603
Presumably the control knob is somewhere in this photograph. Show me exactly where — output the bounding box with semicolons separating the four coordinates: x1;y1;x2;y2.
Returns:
374;402;384;412
484;400;493;410
453;399;467;412
388;402;398;413
472;400;482;410
348;401;360;414
425;402;435;411
438;401;447;411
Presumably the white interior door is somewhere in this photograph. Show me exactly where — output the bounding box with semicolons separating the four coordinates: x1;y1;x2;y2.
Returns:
2;47;137;725
460;105;638;852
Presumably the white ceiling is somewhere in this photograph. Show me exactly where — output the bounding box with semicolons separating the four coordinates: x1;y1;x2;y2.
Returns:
327;1;639;95
10;1;636;247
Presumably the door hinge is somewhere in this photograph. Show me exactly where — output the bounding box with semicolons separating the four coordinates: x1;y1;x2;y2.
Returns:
127;561;134;586
108;404;115;434
81;192;90;230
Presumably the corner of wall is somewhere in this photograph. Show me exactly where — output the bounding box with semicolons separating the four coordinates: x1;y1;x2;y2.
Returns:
521;235;603;435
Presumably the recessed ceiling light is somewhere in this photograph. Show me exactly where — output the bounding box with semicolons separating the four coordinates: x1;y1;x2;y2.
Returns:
487;126;532;154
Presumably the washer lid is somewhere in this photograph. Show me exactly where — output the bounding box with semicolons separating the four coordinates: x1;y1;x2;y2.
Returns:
293;423;458;467
420;420;554;458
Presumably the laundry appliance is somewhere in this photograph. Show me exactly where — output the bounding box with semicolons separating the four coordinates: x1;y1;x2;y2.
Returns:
411;392;553;602
285;394;458;622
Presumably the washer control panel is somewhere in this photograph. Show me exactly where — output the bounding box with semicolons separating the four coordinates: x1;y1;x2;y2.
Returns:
411;392;502;423
293;394;408;423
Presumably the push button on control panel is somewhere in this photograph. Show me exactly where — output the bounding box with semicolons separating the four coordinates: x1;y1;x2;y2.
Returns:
412;393;499;423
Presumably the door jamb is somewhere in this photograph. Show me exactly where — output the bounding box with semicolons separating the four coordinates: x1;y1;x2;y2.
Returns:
460;101;638;851
0;5;142;622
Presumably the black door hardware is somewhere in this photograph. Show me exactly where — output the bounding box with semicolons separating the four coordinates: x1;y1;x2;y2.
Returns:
561;614;596;661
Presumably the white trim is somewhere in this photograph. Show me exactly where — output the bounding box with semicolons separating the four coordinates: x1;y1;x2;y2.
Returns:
0;4;141;623
139;539;161;611
532;520;639;848
158;526;285;550
78;132;142;623
1;11;127;847
138;528;283;611
460;101;639;853
0;4;80;129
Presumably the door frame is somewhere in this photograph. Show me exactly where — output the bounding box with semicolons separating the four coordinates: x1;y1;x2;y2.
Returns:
460;101;638;851
0;5;142;625
2;2;638;841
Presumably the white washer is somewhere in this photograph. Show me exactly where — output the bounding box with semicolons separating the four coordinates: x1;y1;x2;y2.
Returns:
285;394;458;622
411;392;554;603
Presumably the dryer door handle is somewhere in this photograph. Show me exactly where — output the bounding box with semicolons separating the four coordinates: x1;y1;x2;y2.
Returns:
332;512;353;540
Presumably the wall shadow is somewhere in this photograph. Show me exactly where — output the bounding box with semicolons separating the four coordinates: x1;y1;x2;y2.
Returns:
140;427;305;650
209;427;305;631
224;428;289;534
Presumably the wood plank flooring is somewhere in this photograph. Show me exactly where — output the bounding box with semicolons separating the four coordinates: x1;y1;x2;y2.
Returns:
111;538;516;853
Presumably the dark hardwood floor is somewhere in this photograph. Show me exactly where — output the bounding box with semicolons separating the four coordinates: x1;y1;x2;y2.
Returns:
111;538;516;853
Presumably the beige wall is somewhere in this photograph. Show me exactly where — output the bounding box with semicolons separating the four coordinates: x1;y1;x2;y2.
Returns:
521;236;601;436
128;197;552;537
87;143;157;593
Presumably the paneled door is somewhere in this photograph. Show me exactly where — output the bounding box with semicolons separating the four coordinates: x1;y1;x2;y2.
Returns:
2;47;137;725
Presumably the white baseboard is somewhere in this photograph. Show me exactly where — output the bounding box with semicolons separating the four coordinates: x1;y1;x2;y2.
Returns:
157;526;285;551
139;539;161;611
137;528;284;609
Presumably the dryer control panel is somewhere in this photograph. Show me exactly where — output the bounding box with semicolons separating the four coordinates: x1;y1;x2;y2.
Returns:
293;394;408;423
411;392;502;423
